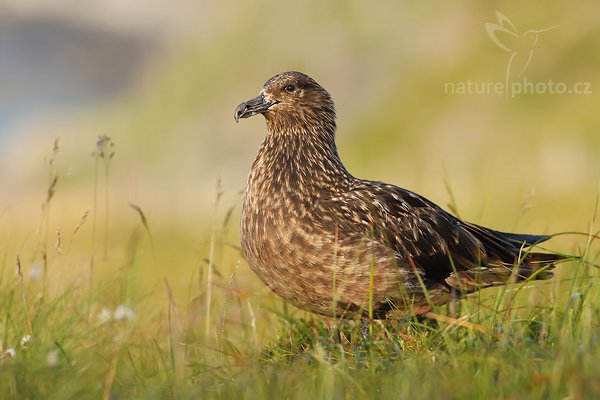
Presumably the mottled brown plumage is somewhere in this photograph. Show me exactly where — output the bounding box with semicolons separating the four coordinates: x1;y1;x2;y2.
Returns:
235;71;561;319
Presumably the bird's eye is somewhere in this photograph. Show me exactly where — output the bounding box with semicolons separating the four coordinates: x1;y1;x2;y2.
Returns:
284;84;296;93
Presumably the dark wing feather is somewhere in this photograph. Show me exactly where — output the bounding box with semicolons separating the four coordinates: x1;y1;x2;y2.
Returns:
479;229;551;246
332;180;559;289
329;182;484;279
369;184;488;277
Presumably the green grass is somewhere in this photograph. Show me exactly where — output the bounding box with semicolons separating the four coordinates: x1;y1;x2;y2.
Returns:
0;139;599;399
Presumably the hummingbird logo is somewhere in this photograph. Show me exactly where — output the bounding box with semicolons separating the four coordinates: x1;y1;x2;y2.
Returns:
485;11;557;97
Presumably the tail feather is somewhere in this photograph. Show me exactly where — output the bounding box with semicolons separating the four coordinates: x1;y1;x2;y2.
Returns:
445;247;566;293
445;259;556;292
447;222;571;293
525;251;568;264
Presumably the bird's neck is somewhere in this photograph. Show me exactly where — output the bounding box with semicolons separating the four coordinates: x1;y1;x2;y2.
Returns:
248;128;353;199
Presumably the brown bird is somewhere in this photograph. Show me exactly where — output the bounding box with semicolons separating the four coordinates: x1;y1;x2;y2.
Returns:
234;71;561;320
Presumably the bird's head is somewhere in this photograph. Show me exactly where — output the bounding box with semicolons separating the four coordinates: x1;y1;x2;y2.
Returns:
234;71;336;135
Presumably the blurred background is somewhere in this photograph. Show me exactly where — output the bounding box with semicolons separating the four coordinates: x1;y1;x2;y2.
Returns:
0;1;598;301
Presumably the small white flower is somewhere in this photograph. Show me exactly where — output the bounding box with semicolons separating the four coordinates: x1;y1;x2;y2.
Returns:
46;350;59;367
97;307;112;324
4;348;16;358
21;335;32;349
28;262;43;281
113;305;135;321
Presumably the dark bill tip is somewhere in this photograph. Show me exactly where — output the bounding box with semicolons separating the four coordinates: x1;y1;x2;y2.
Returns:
234;94;276;122
234;102;248;123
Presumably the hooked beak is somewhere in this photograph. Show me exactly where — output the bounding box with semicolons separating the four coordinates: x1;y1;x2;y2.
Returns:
234;94;277;122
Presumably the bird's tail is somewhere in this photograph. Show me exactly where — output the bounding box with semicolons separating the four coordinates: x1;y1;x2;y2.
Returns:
445;222;577;291
445;251;567;293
